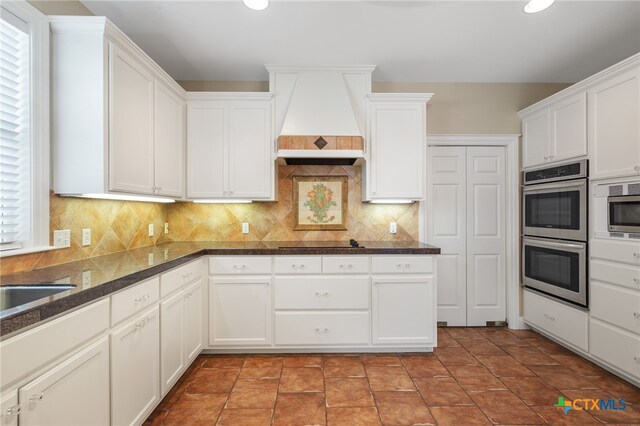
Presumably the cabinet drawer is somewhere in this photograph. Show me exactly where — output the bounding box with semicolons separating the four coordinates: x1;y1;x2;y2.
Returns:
275;277;369;310
322;256;370;274
523;290;588;351
209;256;272;275
590;319;640;378
591;239;640;266
274;256;322;274
160;259;203;298
591;281;640;335
0;299;109;389
111;277;160;326
275;312;369;345
591;259;640;291
371;256;433;274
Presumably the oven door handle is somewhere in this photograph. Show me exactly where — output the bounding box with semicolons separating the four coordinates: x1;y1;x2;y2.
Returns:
523;180;586;192
524;238;585;250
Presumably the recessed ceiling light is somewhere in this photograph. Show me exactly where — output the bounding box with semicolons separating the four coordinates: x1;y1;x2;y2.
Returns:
524;0;555;13
243;0;269;11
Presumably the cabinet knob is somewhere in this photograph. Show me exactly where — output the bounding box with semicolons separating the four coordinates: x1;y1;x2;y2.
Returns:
635;165;640;172
634;278;640;284
5;405;21;416
634;355;640;362
29;393;44;402
634;312;640;319
544;156;549;160
634;253;640;259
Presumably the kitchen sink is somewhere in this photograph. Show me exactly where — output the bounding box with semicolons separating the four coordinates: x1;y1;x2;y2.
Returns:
0;285;77;312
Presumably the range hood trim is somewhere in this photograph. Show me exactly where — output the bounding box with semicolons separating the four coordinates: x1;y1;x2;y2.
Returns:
276;149;365;166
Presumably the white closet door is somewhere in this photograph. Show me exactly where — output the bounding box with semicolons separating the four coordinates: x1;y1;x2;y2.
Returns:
466;147;506;326
427;146;467;326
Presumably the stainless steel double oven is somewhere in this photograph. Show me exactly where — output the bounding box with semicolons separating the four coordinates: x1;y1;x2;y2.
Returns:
522;160;588;307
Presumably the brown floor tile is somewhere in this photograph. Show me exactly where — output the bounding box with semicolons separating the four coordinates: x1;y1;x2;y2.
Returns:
562;389;640;424
156;380;189;410
468;389;545;424
442;364;508;391
366;366;416;391
202;355;247;369
476;355;536;377
326;377;375;407
180;358;205;382
239;365;283;379
186;367;240;394
429;405;492;426
456;337;508;356
324;355;366;378
400;354;450;378
503;345;561;366
415;376;474;406
531;405;602;425
216;408;273;426
361;354;402;366
142;408;167;426
279;367;324;393
436;334;462;348
530;365;599;390
500;376;563;406
163;393;227;426
244;356;284;368
327;407;382;426
272;393;325;426
591;373;640;404
550;354;608;376
373;391;436;426
507;329;541;338
282;354;322;368
446;327;486;339
226;378;279;409
434;347;478;366
522;337;574;355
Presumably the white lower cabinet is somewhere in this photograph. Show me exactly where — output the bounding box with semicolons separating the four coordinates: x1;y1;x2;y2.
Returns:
523;290;588;351
275;312;369;345
372;276;435;345
0;391;18;426
184;280;204;364
209;276;272;346
111;306;160;426
590;319;640;378
17;337;110;426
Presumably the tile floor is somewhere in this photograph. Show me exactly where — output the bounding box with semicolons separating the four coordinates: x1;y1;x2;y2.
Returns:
145;327;640;425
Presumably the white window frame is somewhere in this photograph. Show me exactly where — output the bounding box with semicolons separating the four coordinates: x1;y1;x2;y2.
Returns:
0;0;50;257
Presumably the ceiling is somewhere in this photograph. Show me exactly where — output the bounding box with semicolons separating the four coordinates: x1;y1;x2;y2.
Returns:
82;0;640;83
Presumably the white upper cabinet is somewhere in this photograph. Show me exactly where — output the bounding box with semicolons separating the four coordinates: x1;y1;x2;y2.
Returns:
588;65;640;180
366;94;431;201
50;17;186;199
521;92;587;169
187;94;274;200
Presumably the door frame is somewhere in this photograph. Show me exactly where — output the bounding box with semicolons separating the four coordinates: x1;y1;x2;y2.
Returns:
422;134;525;329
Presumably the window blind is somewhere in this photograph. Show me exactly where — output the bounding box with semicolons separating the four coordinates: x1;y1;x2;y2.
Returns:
0;9;30;250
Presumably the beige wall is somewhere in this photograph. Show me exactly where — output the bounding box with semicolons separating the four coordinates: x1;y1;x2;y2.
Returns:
178;80;569;134
27;0;93;16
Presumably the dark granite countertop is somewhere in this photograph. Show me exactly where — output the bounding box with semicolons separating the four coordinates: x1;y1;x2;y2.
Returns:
0;241;440;339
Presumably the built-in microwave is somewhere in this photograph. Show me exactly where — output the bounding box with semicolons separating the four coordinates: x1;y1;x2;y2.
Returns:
522;160;588;242
608;195;640;233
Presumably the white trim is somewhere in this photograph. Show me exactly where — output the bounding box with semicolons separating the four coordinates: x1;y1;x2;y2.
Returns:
368;93;433;103
265;64;377;74
1;0;50;252
424;134;524;329
186;92;273;102
0;245;57;258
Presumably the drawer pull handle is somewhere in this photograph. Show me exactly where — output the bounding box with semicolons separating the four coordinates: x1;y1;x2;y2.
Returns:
634;312;640;319
183;272;193;279
314;327;329;334
29;393;44;402
291;264;306;270
543;313;555;321
634;253;640;259
635;165;640;172
134;293;150;305
634;355;640;362
135;316;151;330
314;291;329;297
233;265;248;271
339;264;353;269
396;263;411;269
5;405;21;416
635;278;640;283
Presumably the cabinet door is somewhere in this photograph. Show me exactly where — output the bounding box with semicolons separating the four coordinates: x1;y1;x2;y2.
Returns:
0;391;18;426
371;276;435;345
154;80;185;198
550;92;587;163
209;276;272;346
18;337;110;426
109;43;155;194
522;108;551;168
160;291;185;397
111;306;160;426
589;67;640;179
184;279;204;364
369;102;424;199
187;104;227;198
228;103;273;199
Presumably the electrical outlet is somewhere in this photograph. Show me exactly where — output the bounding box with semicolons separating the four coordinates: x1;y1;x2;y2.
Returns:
82;270;91;288
164;222;169;234
148;223;154;237
390;222;397;234
242;223;249;234
53;230;71;248
81;228;91;246
148;253;154;266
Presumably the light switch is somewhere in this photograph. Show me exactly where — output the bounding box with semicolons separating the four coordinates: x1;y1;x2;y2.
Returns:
53;230;71;248
82;228;91;246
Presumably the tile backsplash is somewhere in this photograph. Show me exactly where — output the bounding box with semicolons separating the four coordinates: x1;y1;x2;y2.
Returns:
168;165;418;243
1;166;419;275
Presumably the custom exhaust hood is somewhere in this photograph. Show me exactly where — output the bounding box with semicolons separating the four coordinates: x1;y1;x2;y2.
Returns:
268;65;375;166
